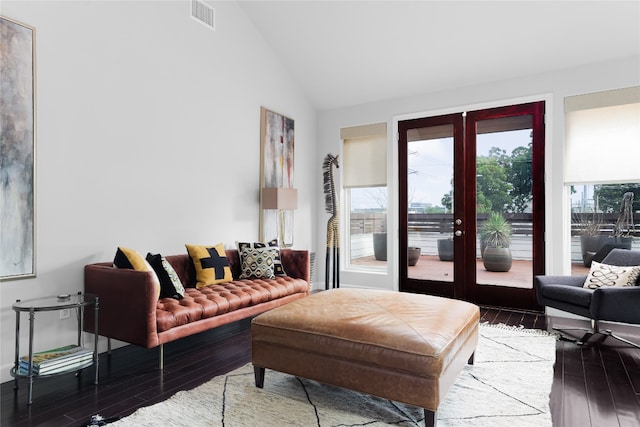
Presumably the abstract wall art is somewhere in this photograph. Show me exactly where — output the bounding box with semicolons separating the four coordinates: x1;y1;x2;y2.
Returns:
259;107;295;244
1;16;36;280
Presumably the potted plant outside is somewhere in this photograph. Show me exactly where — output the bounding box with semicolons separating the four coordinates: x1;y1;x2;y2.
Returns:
575;204;633;267
575;211;606;267
373;216;387;261
373;232;387;261
437;237;454;261
408;246;421;266
480;212;513;272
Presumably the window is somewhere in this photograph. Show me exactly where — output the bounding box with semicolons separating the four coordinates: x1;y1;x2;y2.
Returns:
341;123;387;269
565;87;640;275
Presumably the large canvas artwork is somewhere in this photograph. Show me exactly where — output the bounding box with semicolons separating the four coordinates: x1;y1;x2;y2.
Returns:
259;107;294;243
1;16;36;280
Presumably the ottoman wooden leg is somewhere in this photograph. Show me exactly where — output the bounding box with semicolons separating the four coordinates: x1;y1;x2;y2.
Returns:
254;366;265;388
424;409;436;427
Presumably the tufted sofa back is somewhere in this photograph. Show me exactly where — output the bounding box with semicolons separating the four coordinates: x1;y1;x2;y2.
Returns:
164;249;309;288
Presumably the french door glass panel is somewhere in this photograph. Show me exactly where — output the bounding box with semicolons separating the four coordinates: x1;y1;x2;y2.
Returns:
407;125;454;282
474;115;533;289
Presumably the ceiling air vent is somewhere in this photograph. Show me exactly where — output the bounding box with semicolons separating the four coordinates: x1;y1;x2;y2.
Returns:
191;0;215;31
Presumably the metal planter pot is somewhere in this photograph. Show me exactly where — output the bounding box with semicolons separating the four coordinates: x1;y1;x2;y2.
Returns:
483;247;512;272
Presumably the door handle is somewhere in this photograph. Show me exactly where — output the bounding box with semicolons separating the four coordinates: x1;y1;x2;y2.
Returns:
455;218;463;237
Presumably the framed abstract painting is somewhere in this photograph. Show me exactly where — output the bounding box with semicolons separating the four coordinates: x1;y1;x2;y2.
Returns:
1;16;36;280
259;107;295;245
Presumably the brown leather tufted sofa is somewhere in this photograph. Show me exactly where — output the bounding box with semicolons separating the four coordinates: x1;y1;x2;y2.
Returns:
84;249;309;367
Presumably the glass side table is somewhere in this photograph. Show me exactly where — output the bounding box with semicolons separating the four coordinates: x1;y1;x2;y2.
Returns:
12;291;99;405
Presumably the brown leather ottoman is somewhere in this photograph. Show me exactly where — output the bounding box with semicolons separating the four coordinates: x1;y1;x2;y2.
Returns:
251;288;479;427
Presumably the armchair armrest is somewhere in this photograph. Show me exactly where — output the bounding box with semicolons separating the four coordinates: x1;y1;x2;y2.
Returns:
534;274;586;298
84;263;161;348
591;286;640;324
534;275;589;310
535;275;587;288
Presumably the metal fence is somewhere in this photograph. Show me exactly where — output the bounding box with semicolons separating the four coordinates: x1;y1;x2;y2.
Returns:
349;212;638;262
350;212;638;237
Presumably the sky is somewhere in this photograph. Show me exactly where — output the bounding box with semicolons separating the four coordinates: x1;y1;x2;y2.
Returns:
351;129;532;211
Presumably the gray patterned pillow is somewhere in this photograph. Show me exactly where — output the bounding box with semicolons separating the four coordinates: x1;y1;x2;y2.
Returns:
237;239;286;275
239;247;278;279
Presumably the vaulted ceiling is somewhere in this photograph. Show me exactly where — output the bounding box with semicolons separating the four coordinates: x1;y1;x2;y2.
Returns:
238;1;640;110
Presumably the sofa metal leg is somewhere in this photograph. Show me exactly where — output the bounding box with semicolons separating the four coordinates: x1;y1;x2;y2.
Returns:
602;329;640;349
553;319;639;349
159;344;164;370
552;318;597;345
575;331;595;346
552;326;593;345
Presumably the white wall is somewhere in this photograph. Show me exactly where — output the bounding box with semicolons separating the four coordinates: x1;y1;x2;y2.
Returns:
316;56;640;292
0;1;316;383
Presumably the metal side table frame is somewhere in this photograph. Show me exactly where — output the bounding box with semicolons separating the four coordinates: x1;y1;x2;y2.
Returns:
12;291;99;405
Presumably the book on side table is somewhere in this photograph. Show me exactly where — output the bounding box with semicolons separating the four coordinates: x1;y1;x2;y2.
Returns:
18;344;94;375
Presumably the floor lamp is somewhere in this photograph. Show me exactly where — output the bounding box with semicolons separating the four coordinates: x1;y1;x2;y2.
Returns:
261;187;298;247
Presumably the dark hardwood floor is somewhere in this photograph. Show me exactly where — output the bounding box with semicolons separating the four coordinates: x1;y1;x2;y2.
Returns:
2;308;639;427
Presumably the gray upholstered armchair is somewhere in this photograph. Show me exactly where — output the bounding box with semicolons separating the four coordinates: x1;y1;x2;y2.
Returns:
535;248;640;348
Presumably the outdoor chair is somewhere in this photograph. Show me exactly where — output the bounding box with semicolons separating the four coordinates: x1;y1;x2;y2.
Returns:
535;248;640;348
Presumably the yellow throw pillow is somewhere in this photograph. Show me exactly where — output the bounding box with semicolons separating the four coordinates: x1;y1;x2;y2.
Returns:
185;243;233;288
114;247;152;271
113;246;160;297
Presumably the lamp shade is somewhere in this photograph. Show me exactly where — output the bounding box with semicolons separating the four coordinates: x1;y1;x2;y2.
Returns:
261;188;298;210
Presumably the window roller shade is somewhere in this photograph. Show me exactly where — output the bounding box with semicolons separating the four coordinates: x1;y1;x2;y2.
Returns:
342;123;387;188
564;86;640;185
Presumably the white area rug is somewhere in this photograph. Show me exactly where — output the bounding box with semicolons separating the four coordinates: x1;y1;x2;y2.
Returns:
110;324;556;426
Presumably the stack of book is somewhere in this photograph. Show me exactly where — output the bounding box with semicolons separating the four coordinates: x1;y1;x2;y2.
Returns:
18;344;94;376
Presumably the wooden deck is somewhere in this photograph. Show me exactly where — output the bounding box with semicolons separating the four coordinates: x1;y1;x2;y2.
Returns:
352;255;590;289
